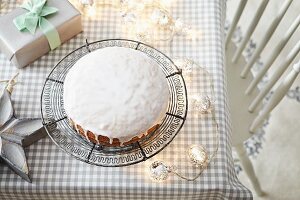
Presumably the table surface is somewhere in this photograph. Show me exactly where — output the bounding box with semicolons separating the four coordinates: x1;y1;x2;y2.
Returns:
0;0;252;199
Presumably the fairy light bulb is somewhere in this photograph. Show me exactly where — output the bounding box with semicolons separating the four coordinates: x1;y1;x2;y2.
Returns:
173;18;184;33
121;11;137;23
86;5;96;17
150;9;170;26
187;145;208;168
186;29;202;41
149;161;170;182
192;95;212;114
158;14;170;26
150;9;161;24
134;20;156;44
174;58;194;82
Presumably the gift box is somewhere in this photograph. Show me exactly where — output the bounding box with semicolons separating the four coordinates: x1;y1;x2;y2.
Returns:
0;0;82;68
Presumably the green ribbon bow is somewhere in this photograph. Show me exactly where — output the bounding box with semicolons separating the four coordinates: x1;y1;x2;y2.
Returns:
13;0;61;50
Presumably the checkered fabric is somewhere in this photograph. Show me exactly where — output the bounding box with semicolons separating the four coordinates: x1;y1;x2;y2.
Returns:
0;0;252;199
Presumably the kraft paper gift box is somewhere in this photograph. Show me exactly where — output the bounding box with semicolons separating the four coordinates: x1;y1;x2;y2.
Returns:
0;0;82;68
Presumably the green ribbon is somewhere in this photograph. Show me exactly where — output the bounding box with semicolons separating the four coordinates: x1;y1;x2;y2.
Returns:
13;0;61;50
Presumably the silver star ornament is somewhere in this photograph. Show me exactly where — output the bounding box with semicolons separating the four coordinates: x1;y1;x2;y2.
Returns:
0;74;47;182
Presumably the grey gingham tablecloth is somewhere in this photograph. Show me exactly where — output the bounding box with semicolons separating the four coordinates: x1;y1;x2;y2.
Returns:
0;0;253;199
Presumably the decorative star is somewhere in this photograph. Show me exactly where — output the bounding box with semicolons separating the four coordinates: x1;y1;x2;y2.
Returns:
0;74;47;183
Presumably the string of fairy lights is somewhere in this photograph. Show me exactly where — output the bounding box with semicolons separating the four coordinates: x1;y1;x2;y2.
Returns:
148;59;220;182
69;0;201;44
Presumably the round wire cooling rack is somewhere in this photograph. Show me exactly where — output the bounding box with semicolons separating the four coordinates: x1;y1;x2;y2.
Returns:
40;39;188;167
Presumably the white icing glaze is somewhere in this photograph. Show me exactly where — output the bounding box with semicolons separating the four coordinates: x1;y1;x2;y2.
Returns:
63;47;169;143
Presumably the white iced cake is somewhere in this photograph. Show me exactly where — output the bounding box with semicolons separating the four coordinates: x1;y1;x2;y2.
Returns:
63;47;170;145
